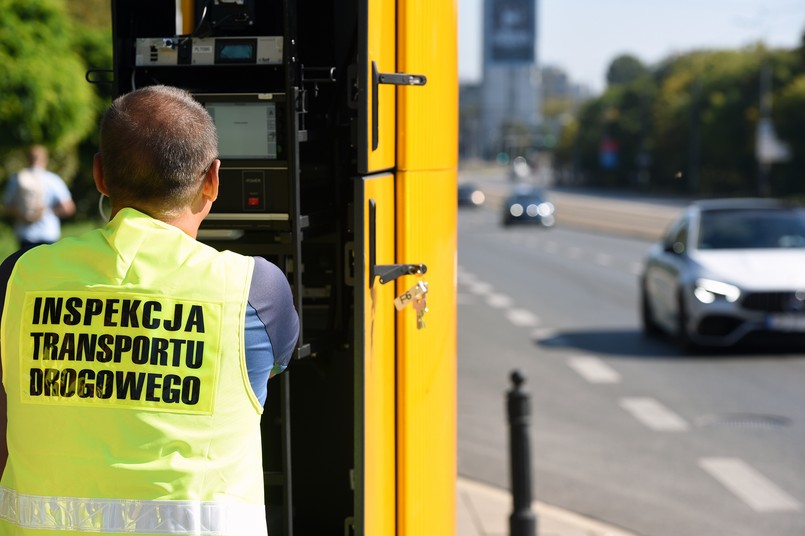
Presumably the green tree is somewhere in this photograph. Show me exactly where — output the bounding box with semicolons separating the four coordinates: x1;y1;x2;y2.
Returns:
606;54;648;87
664;51;755;193
554;75;656;188
773;74;805;196
560;98;609;185
0;0;98;183
70;23;113;216
558;39;805;197
652;48;795;195
64;0;111;29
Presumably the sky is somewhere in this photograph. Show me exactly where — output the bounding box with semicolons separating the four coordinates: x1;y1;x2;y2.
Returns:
459;0;805;94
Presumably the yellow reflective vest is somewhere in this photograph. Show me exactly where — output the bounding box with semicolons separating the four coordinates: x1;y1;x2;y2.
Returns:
0;208;267;535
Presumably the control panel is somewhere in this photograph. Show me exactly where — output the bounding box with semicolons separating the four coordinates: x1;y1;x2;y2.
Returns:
193;92;292;228
135;36;283;66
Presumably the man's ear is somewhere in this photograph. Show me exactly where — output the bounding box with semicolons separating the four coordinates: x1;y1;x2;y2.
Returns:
202;159;220;202
93;153;110;196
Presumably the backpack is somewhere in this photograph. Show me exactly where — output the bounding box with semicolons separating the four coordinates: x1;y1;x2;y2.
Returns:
12;168;47;223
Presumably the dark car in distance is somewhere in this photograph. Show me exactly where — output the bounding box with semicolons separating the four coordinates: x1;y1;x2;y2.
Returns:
458;182;485;208
501;185;555;227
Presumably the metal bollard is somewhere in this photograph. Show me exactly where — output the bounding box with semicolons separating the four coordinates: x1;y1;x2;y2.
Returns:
507;369;537;536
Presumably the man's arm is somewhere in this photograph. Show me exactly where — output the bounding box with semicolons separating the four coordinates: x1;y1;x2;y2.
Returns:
53;197;76;219
50;175;76;219
244;256;299;405
250;256;300;375
2;177;20;223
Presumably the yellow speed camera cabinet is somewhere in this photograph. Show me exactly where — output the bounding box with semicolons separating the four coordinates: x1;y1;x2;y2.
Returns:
109;1;457;534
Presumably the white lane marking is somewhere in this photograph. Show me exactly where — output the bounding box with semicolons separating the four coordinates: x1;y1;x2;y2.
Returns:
467;281;493;295
505;308;540;327
594;253;613;266
567;356;621;384
699;458;801;512
545;241;559;253
568;247;583;259
619;397;689;431
457;271;476;284
486;293;513;308
531;327;558;339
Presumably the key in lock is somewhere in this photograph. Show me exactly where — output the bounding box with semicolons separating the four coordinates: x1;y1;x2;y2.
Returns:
412;293;428;329
394;281;428;311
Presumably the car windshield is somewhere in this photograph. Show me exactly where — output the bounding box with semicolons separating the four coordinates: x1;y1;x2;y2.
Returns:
509;188;545;202
697;208;805;250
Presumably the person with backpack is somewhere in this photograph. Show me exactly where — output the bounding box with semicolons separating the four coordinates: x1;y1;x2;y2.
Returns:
3;144;76;250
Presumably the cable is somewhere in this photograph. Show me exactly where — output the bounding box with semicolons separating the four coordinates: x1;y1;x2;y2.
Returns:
190;0;213;38
98;193;110;223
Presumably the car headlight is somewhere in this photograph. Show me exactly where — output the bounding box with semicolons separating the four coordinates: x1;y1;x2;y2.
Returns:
693;278;741;304
471;191;485;205
510;204;524;217
537;202;554;217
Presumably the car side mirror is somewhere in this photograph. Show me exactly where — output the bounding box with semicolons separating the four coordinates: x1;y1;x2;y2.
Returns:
663;241;684;255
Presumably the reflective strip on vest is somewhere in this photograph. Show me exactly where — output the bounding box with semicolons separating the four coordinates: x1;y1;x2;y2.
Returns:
0;486;267;535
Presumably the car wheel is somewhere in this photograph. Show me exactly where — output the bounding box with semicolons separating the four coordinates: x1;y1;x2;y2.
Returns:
676;292;695;352
640;283;661;338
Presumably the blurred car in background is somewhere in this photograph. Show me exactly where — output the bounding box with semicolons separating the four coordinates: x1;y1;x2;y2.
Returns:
509;156;531;181
501;185;555;227
458;182;485;208
640;198;805;349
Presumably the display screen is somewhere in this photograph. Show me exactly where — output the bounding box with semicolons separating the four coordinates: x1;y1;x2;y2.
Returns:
205;102;278;159
215;40;256;63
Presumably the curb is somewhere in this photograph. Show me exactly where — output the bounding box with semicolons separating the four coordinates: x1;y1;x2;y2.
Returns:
457;478;639;536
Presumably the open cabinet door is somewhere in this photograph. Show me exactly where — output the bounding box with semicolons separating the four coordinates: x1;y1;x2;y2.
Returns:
354;1;398;534
355;174;397;536
357;0;396;174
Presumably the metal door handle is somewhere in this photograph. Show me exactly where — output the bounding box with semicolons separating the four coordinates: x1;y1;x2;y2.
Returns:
371;61;427;151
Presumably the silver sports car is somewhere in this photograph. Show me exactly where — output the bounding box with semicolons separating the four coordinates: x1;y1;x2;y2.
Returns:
640;198;805;349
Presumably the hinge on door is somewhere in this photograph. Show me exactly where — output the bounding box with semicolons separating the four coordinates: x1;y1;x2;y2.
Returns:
372;61;427;150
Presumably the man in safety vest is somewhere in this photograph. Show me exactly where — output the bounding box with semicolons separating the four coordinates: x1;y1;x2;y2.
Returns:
0;85;299;535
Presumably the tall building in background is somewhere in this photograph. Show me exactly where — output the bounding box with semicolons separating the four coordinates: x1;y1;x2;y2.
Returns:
481;0;540;159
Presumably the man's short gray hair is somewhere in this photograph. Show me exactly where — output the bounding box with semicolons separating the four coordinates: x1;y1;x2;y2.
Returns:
99;85;218;217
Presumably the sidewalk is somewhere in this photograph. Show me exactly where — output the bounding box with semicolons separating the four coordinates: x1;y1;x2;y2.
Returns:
457;477;639;536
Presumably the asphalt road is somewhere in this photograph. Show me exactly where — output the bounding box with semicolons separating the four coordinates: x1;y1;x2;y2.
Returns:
456;169;805;536
464;168;685;241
